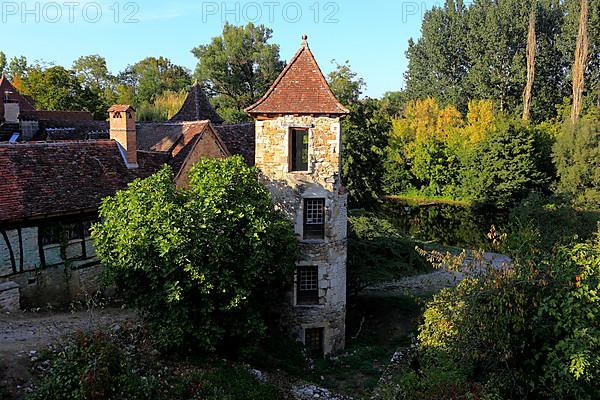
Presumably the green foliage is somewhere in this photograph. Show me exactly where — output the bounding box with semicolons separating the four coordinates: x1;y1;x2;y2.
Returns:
327;60;365;107
404;0;599;122
136;90;187;121
342;99;392;207
461;118;548;208
192;23;284;123
29;331;282;400
172;365;282;400
347;212;428;295
92;157;297;352
0;51;6;75
121;57;191;106
553;115;600;208
418;238;600;398
29;332;161;400
410;138;461;197
21;65;106;119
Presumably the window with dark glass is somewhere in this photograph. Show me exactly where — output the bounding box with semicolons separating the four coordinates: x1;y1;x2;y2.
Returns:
39;220;94;246
303;198;325;240
304;327;324;355
297;265;319;305
290;128;309;171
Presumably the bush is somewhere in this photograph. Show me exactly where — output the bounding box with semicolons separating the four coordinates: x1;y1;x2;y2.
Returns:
461;118;548;208
347;212;429;295
418;238;600;398
92;157;297;353
553;115;600;209
30;332;161;400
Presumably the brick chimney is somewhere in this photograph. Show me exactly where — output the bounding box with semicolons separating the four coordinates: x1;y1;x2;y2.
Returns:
108;105;138;168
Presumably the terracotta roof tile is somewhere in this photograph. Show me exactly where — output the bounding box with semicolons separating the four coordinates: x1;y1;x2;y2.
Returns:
108;105;135;113
246;39;349;116
0;141;166;223
215;123;255;166
20;110;93;122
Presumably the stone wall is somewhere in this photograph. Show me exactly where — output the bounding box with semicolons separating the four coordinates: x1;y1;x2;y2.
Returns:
255;115;348;354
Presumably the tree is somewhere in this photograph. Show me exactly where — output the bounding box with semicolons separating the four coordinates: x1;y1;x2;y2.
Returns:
327;60;365;106
461;118;547;208
122;57;191;106
72;55;112;91
6;56;28;79
571;0;589;123
0;51;6;75
553;114;600;208
523;7;536;122
22;66;105;119
92;157;297;352
192;23;284;123
342;99;391;208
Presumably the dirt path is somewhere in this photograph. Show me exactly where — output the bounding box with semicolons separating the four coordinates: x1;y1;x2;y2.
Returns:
0;307;137;354
365;252;512;296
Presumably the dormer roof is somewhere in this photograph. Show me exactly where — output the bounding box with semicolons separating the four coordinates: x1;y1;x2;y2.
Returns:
246;36;349;116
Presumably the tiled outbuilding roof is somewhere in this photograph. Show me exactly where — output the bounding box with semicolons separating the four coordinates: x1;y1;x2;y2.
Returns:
0;141;166;224
215;123;255;166
245;38;349;116
170;84;224;124
20;110;93;122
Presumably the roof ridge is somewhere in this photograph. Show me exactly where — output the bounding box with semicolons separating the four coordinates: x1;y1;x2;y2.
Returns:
245;36;349;115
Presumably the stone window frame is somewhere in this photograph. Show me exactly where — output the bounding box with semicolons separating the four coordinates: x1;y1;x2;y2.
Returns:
302;198;326;241
294;263;325;307
287;125;313;174
296;265;320;305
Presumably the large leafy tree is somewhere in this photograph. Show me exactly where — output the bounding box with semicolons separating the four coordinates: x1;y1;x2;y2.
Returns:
6;56;28;80
192;23;285;123
92;157;297;352
121;57;191;106
21;65;105;119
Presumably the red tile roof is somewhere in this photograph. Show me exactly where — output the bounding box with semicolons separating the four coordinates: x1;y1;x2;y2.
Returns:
246;38;349;116
108;105;135;113
0;141;166;223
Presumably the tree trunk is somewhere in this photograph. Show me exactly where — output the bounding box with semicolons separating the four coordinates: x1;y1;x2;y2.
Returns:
571;0;589;124
523;9;536;122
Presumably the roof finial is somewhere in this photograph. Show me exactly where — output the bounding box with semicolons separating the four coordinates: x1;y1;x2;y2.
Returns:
301;34;308;47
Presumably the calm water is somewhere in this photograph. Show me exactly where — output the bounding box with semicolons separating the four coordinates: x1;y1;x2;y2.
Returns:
382;200;508;249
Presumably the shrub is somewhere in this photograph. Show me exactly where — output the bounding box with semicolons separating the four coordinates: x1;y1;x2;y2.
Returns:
347;212;429;295
553;115;600;209
30;332;161;400
92;157;297;353
461;118;548;208
418;239;600;398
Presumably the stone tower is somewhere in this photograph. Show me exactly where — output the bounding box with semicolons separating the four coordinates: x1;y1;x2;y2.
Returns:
246;35;349;355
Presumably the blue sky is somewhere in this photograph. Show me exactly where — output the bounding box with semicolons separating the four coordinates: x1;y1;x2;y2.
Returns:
1;0;447;98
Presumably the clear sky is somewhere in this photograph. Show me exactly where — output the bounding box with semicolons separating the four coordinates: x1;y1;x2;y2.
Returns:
1;0;447;98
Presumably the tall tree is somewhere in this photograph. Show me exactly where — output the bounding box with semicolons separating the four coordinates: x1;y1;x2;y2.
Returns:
0;52;6;76
571;0;589;123
22;66;104;118
192;23;284;123
73;55;112;91
6;56;28;80
123;57;191;106
328;60;365;106
523;7;537;122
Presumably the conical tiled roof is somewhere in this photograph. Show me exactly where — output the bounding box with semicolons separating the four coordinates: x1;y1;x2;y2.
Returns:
170;83;223;124
246;36;349;116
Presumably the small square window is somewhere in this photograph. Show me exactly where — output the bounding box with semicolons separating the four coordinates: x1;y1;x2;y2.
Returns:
304;328;324;356
290;128;309;171
297;266;319;305
303;199;325;240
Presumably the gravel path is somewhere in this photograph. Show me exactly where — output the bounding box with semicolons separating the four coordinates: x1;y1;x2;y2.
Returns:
365;251;512;296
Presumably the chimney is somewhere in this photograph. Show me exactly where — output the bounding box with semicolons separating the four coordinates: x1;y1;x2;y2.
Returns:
108;105;138;168
3;90;20;123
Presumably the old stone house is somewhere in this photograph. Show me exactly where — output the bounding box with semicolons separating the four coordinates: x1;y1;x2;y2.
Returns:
0;36;349;356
